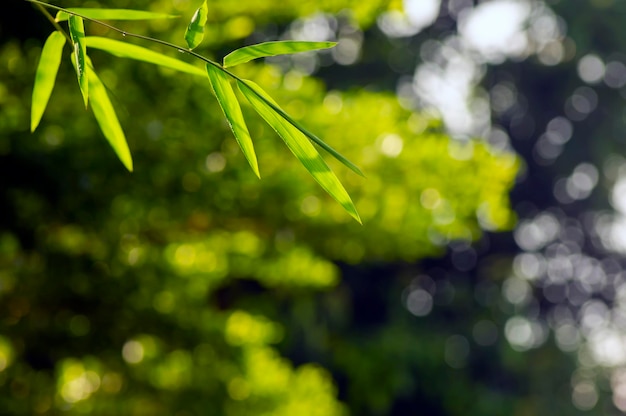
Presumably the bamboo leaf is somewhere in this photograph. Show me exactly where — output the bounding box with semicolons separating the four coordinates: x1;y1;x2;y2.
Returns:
224;41;336;68
278;109;363;176
184;1;208;50
206;64;259;178
85;58;133;171
85;37;205;76
231;75;363;177
56;8;176;22
237;79;360;223
69;16;88;107
31;31;65;132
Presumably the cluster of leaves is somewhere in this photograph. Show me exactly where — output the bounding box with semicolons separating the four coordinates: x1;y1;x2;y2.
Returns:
0;41;518;414
29;0;361;222
0;0;523;415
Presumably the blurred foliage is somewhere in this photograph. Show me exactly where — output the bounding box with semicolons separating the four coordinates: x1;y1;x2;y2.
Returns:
0;0;519;415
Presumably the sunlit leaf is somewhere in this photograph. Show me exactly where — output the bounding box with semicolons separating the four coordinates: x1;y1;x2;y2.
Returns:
85;37;205;76
237;79;360;223
184;1;208;50
223;41;337;68
56;8;176;22
87;59;133;171
31;31;65;132
277;108;363;177
206;64;259;178
234;76;363;177
69;16;88;107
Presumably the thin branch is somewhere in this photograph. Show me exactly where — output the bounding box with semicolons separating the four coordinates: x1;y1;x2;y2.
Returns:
32;1;72;44
25;0;361;175
25;0;220;65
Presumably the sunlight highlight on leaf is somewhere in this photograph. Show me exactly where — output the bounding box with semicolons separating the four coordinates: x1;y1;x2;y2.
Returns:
294;120;364;177
56;8;176;22
237;79;360;223
69;16;88;107
223;41;337;68
233;78;363;177
206;64;259;178
184;1;209;50
221;73;362;176
31;31;65;132
85;37;205;76
87;59;133;171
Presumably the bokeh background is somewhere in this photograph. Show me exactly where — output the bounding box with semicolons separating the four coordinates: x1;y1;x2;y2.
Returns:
2;0;626;414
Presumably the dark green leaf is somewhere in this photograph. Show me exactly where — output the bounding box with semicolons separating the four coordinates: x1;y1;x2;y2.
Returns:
223;41;337;68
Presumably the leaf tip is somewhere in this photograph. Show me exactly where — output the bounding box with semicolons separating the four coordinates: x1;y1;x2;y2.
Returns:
245;155;261;179
347;205;362;224
247;159;260;178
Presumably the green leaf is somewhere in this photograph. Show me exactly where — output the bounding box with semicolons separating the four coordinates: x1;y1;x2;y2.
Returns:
69;16;88;107
279;118;364;177
86;59;133;171
85;37;205;76
206;64;259;178
56;8;176;22
231;76;363;177
237;79;360;223
184;1;208;50
223;41;337;68
31;31;65;132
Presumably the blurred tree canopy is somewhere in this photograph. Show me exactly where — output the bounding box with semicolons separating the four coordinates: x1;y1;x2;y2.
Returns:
0;0;525;415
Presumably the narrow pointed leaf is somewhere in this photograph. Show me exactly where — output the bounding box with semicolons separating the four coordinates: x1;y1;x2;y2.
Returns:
56;8;176;22
254;93;364;177
184;1;208;50
237;80;360;223
221;70;362;176
31;31;65;132
206;64;259;177
224;41;337;68
69;16;88;107
87;60;133;171
85;37;205;76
